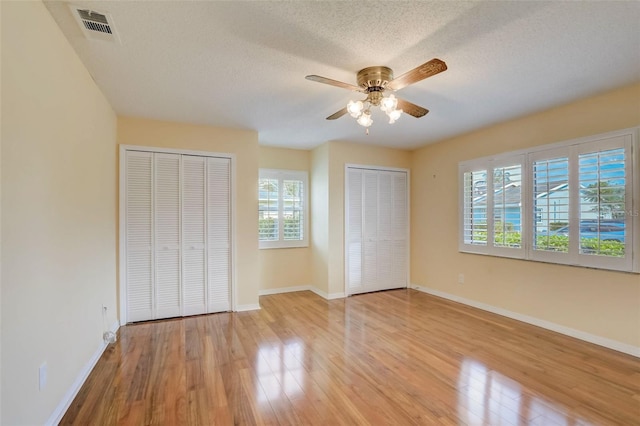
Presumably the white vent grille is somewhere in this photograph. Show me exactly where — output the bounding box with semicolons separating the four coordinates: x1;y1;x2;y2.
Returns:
69;5;120;43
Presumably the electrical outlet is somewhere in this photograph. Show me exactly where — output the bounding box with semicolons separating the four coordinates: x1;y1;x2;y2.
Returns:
39;362;47;391
458;273;465;284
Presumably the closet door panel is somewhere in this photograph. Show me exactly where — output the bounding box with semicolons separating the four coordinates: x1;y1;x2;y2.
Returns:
346;169;363;293
376;172;394;290
182;156;207;316
207;157;231;312
154;153;181;319
125;151;154;322
362;170;378;291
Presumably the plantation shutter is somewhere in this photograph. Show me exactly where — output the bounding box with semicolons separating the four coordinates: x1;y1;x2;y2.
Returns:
154;153;182;319
125;151;154;322
207;157;231;313
182;155;207;316
574;136;633;271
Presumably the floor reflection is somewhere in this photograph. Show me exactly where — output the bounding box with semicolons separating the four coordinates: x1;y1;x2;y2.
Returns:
256;340;305;405
457;358;592;425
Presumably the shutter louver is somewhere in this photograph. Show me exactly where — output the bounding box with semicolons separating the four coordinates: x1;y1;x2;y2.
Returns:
125;151;153;322
208;157;231;313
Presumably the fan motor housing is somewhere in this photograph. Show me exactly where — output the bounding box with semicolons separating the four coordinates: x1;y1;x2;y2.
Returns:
357;66;394;91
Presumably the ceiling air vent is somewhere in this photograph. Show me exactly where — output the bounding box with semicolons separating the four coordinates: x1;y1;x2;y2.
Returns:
69;5;121;44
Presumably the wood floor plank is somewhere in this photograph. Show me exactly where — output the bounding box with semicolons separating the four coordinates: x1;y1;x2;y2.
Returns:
60;290;640;425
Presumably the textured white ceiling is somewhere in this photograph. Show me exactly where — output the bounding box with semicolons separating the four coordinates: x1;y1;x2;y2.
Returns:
44;1;640;150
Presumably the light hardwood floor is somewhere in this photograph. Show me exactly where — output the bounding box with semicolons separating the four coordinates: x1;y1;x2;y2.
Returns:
61;289;640;425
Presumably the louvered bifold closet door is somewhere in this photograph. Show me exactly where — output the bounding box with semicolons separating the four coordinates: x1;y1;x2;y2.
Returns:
345;167;409;295
125;151;154;322
181;155;207;316
391;172;408;289
346;168;364;293
207;157;231;313
362;170;379;292
154;153;182;319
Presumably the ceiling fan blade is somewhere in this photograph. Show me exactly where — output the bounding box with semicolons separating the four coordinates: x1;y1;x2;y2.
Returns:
326;107;348;120
397;98;429;118
306;75;363;92
387;58;447;91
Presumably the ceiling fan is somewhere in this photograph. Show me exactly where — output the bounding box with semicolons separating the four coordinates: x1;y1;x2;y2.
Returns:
306;58;447;131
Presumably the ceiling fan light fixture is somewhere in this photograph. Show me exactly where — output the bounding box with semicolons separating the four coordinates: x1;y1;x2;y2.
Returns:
356;111;373;127
347;100;364;118
380;94;398;113
308;58;447;131
387;108;402;124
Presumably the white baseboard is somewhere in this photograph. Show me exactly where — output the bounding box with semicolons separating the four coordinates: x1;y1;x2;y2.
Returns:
259;285;346;301
327;292;346;300
259;285;311;296
235;303;261;312
46;321;121;425
309;287;346;300
411;284;640;358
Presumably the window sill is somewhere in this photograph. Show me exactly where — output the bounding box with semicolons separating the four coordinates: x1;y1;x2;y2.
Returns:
458;248;639;274
259;242;309;250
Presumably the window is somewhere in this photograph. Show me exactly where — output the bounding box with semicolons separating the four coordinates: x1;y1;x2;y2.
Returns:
459;128;638;272
258;169;308;249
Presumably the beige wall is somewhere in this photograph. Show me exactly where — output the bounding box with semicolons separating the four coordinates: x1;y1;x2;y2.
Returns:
326;141;411;296
1;2;118;424
311;143;330;293
258;147;311;291
117;116;260;309
411;83;640;348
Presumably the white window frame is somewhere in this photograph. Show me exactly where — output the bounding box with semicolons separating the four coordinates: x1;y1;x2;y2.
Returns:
459;127;639;273
259;169;309;249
